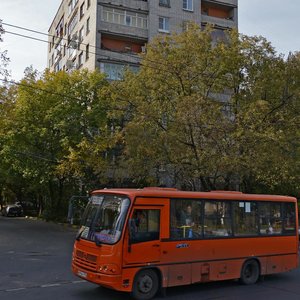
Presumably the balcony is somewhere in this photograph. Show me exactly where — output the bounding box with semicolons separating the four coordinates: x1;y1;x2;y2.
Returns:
203;0;237;7
201;14;235;28
101;34;145;54
97;48;141;65
99;21;148;40
98;0;149;12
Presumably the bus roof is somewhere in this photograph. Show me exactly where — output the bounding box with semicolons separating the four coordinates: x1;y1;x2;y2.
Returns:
91;188;297;202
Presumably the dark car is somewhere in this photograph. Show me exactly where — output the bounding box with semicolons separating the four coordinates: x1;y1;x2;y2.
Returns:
2;204;24;217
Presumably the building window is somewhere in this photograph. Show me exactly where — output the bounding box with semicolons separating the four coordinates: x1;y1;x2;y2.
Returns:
158;17;169;32
68;1;72;15
86;44;89;61
68;47;77;59
54;60;62;72
79;26;84;42
68;0;79;16
86;17;90;34
78;52;83;67
102;7;148;29
103;63;124;80
159;0;170;7
55;17;64;38
183;0;193;11
54;40;63;63
80;2;85;19
125;15;132;26
182;21;190;31
68;12;78;35
101;63;139;80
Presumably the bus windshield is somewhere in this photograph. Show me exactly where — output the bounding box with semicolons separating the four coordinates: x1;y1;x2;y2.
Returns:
78;194;130;245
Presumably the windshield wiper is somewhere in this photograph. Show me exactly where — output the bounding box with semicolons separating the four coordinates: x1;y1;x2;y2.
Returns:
95;236;102;247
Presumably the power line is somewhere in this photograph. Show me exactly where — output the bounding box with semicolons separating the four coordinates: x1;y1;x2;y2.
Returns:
3;28;144;68
2;21;100;52
2;22;51;39
2;21;142;62
1;21;174;73
3;28;184;77
4;30;50;45
0;78;95;103
2;21;225;80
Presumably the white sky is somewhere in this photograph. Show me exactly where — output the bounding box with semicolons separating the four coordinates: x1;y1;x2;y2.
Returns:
0;0;300;81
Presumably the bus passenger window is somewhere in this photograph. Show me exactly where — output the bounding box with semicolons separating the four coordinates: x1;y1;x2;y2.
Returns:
283;203;296;234
259;202;282;235
233;202;258;236
204;201;232;237
170;199;202;239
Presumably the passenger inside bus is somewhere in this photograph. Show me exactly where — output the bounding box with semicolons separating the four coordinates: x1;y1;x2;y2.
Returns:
177;204;201;238
181;205;195;226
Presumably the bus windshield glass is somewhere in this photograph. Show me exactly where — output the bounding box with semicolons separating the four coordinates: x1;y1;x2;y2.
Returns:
78;194;130;245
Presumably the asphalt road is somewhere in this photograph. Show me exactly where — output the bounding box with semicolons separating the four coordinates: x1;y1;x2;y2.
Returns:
1;216;300;300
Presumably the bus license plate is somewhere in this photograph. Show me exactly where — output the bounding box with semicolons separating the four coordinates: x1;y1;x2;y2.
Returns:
78;270;87;278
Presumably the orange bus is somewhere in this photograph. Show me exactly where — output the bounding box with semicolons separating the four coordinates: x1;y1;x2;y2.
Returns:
72;188;298;299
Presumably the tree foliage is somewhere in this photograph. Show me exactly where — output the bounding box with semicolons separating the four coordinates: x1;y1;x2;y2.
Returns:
0;25;299;221
0;69;110;219
110;25;300;193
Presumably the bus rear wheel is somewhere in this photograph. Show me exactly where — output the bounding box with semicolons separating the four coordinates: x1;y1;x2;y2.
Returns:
131;269;159;300
240;259;260;285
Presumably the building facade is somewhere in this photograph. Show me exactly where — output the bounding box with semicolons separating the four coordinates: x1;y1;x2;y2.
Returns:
48;0;238;79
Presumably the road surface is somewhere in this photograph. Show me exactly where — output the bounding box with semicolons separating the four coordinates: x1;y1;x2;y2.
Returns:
1;216;300;300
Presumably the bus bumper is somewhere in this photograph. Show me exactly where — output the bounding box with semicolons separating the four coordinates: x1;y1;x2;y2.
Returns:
72;264;127;291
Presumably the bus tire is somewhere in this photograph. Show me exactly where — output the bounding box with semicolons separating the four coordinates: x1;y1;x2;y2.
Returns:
131;269;159;300
240;259;260;285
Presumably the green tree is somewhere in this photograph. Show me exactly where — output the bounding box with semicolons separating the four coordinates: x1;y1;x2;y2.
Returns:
230;40;300;194
0;69;110;219
110;24;300;193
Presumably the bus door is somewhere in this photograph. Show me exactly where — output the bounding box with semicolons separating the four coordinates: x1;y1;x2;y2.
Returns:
124;204;165;266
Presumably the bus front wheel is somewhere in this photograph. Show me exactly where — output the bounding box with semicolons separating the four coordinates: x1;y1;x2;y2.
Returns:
131;269;159;300
240;259;260;285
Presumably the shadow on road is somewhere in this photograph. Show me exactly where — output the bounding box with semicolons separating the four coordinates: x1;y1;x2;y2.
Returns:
74;272;297;300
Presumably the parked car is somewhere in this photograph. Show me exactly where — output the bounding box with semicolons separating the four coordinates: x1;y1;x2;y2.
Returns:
1;204;24;217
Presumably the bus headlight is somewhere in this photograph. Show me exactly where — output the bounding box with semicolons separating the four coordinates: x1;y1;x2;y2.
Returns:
98;264;119;274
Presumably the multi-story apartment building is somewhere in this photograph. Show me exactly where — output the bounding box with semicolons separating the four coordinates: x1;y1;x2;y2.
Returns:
48;0;238;80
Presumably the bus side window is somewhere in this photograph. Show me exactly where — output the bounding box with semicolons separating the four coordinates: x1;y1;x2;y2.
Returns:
204;201;232;237
259;202;282;235
283;203;296;234
130;209;160;243
233;202;258;236
170;199;202;239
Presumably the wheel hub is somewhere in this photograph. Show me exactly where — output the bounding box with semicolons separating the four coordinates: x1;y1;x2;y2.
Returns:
138;275;153;293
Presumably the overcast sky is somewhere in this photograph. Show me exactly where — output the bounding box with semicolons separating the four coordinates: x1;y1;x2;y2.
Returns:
1;0;300;81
